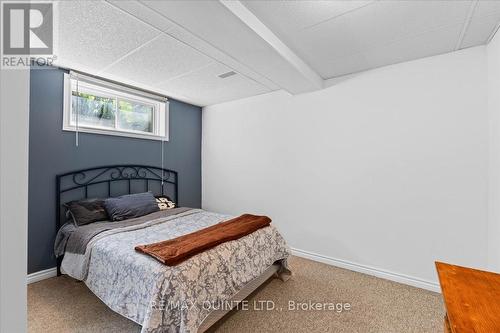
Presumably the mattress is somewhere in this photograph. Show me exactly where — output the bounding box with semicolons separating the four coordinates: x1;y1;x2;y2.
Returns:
58;208;291;333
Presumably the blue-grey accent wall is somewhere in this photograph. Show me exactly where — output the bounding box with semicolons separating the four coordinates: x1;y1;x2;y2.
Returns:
28;67;202;273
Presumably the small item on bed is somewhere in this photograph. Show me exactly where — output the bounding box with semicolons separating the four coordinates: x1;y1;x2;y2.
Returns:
104;192;159;221
64;198;108;226
135;214;271;265
155;196;176;210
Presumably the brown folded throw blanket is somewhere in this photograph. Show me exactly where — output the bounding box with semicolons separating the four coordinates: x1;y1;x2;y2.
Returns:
135;214;271;266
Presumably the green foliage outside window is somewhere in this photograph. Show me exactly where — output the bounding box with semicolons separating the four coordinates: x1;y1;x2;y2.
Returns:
118;100;153;133
72;92;153;133
71;92;116;128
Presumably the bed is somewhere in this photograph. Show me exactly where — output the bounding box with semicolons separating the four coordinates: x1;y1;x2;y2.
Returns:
54;165;291;333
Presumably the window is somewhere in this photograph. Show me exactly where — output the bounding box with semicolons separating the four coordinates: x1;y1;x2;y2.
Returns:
63;73;168;141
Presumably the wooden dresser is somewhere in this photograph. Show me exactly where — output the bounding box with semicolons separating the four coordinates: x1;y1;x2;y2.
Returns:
436;262;500;333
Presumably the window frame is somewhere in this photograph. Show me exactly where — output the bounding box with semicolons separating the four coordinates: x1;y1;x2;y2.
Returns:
63;73;169;141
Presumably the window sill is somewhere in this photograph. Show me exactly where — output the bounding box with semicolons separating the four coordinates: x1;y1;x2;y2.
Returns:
63;125;169;142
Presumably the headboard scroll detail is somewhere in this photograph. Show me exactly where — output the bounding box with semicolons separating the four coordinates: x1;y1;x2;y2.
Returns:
56;165;178;231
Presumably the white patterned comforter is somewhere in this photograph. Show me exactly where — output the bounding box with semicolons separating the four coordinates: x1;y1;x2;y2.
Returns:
61;209;291;332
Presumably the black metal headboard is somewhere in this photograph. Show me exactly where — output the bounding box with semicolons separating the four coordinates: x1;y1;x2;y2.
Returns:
56;164;178;231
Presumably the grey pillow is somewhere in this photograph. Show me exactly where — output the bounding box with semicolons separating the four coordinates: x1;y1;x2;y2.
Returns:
104;192;159;221
64;198;108;226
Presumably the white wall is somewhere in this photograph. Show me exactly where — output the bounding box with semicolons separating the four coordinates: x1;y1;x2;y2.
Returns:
202;46;490;289
487;31;500;272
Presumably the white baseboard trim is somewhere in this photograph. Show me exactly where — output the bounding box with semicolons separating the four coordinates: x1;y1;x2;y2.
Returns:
26;253;440;292
291;248;440;293
27;267;57;284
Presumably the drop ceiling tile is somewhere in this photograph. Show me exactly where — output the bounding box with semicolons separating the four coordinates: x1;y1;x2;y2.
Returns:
460;0;500;49
314;52;372;79
317;0;469;50
362;24;461;75
141;0;253;54
291;15;366;62
462;12;500;48
274;0;471;78
106;0;176;34
156;63;270;106
473;0;500;19
322;23;460;78
103;35;213;85
113;0;280;90
242;0;374;32
142;0;320;93
165;25;280;90
57;0;159;70
242;0;378;75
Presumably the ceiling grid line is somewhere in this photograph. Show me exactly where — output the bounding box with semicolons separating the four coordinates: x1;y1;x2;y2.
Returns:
456;0;479;50
219;0;323;89
302;0;377;31
97;34;163;74
135;0;282;91
105;0;214;62
155;62;215;86
487;20;500;44
55;0;500;106
103;0;169;35
105;0;280;91
315;19;470;75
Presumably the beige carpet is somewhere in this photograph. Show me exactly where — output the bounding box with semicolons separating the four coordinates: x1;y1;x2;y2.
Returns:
28;256;444;333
